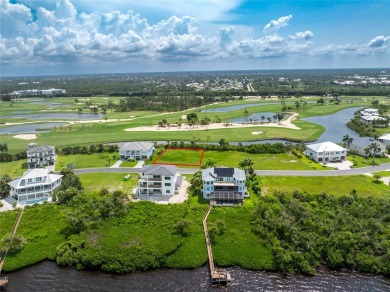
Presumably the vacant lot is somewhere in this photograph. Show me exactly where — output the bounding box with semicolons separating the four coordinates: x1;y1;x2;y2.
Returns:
56;153;119;170
154;148;204;166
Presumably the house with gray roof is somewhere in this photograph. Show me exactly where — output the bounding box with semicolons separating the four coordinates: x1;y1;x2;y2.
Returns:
8;168;62;204
27;143;56;169
119;142;155;160
349;139;386;157
202;167;247;205
136;164;182;196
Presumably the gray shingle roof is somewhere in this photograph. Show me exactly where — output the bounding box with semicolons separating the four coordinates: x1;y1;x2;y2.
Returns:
27;145;55;154
120;142;154;151
141;164;177;176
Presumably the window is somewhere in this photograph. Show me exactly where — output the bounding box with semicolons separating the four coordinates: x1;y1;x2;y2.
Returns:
165;183;171;186
165;176;171;180
36;177;42;182
28;179;32;183
166;190;170;194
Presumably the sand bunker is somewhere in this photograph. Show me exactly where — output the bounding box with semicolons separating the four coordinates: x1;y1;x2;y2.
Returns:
13;134;37;140
252;131;263;135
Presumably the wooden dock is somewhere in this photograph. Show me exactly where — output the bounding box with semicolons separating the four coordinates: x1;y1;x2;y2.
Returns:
0;209;24;274
202;204;231;284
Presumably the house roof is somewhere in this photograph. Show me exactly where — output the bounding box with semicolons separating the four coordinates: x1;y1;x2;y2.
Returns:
141;164;177;176
361;115;386;121
350;139;386;149
120;142;154;151
202;167;246;181
306;142;347;153
8;169;62;189
378;133;390;141
27;145;55;154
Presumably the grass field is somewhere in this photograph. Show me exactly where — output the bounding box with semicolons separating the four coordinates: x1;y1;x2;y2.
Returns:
56;153;119;170
259;175;390;197
154;148;204;166
3;97;384;153
372;171;390;177
78;172;140;194
348;153;390;168
203;151;329;170
119;160;138;167
0;160;27;177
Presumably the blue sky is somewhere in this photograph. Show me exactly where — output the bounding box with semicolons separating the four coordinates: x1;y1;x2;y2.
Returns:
1;0;389;76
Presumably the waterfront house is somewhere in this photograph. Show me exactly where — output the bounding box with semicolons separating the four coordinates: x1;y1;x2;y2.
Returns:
306;142;347;162
136;164;182;196
119;142;155;160
378;133;390;146
27;143;56;169
202;167;247;205
348;138;386;157
8;168;62;204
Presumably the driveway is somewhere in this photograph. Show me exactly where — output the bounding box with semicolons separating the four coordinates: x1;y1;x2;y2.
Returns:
0;196;17;212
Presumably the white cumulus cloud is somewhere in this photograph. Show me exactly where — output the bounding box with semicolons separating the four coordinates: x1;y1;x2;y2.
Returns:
263;15;292;34
290;30;314;40
368;35;390;48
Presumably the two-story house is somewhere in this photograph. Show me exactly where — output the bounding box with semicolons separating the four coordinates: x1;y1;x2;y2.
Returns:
306;141;347;162
8;168;62;204
27;143;56;169
136;165;182;196
119;142;155;160
202;167;247;205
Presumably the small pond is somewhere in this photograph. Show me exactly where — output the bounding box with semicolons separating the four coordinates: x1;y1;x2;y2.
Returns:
7;113;104;120
0;123;67;134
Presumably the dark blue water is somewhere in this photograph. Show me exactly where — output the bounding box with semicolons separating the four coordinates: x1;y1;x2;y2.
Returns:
4;261;390;292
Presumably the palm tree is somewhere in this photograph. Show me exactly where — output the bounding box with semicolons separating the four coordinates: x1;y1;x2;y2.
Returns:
238;158;254;173
261;115;265;124
201;159;216;169
342;134;354;148
219;138;228;149
367;142;381;164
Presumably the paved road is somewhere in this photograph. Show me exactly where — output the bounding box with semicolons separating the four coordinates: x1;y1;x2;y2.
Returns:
74;163;390;176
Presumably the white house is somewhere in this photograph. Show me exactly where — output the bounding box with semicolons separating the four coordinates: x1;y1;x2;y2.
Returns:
119;142;155;160
306;142;348;163
27;143;56;169
378;133;390;146
202;167;247;205
8;169;62;204
136;165;182;196
349;139;386;157
360;108;379;116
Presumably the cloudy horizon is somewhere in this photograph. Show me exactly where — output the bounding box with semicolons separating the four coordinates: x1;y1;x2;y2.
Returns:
1;0;389;76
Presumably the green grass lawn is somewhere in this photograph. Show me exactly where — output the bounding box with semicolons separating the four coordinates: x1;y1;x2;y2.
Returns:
259;175;390;197
56;153;119;170
0;160;28;177
203;151;329;170
119;160;138;167
154;148;204;166
78;172;140;195
372;171;390;177
348;154;390;168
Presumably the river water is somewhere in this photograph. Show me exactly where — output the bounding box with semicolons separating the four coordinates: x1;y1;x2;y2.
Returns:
4;261;390;291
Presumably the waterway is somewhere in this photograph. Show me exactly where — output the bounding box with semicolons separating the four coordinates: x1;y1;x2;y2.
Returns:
201;102;278;112
5;113;103;120
4;261;390;291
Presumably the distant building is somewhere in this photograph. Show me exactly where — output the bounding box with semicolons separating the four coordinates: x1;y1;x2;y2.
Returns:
202;167;247;205
136;165;182;196
27;143;56;169
11;88;66;96
349;139;386;157
306;142;347;163
119;142;155;160
378;133;390;146
8;168;62;204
